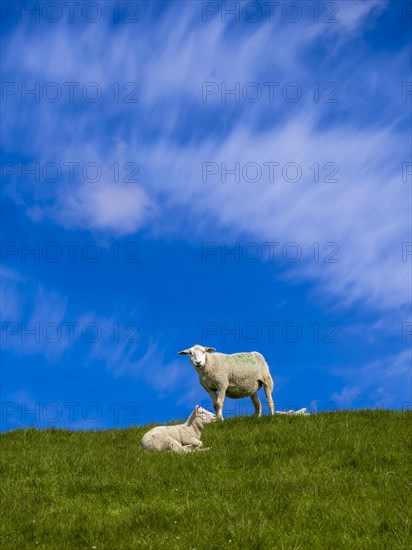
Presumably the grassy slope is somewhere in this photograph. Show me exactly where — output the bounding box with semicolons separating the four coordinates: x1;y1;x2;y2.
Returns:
1;411;411;549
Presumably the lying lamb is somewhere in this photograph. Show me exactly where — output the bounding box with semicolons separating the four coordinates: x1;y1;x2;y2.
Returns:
178;344;275;420
141;406;216;453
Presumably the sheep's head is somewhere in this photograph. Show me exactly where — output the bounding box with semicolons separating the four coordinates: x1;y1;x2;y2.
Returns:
177;344;216;368
196;406;216;424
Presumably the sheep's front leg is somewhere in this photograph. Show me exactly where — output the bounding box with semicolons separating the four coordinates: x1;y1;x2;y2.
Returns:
185;437;203;449
202;384;218;413
215;389;226;420
186;440;212;452
165;438;191;453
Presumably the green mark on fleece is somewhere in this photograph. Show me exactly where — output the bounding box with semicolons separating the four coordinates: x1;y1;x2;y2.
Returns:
226;353;256;364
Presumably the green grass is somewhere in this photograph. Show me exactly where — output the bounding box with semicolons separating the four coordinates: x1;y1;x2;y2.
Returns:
1;411;411;549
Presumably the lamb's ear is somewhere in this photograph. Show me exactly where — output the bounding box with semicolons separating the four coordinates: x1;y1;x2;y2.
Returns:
195;405;199;414
177;348;191;355
205;347;216;353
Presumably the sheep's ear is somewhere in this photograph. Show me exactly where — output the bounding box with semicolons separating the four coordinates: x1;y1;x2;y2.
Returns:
177;348;191;355
195;405;199;414
205;347;216;353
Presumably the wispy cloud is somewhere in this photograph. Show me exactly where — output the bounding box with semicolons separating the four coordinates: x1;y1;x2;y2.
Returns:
29;180;154;235
0;265;195;399
331;349;412;408
87;333;199;402
1;270;72;360
2;0;409;317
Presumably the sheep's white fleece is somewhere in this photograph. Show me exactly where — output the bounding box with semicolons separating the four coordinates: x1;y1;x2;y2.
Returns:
275;408;308;415
178;345;275;420
141;406;216;453
199;351;273;399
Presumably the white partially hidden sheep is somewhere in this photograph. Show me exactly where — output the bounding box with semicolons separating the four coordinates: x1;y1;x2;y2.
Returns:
141;406;216;453
275;408;308;415
178;344;275;420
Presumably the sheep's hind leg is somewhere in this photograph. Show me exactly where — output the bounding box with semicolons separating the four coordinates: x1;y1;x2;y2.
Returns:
263;379;275;415
251;392;262;417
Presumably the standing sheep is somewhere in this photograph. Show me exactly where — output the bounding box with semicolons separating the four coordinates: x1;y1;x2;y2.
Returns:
177;345;275;420
141;406;216;453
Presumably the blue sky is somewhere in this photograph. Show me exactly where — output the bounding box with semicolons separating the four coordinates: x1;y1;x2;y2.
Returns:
1;0;411;430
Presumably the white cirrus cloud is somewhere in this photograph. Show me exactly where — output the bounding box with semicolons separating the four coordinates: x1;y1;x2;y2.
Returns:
2;0;409;316
331;349;412;408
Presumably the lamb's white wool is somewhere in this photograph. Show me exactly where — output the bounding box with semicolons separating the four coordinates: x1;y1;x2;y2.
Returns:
178;344;275;420
141;406;216;453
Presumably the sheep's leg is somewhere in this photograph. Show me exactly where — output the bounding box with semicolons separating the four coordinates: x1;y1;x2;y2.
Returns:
186;439;212;452
263;379;275;415
165;438;193;453
208;390;221;419
185;437;203;449
181;445;197;452
185;440;212;452
215;389;226;420
202;385;218;414
251;392;262;417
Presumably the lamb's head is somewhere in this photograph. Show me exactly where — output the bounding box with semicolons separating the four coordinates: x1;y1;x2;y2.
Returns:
177;344;216;369
192;405;216;425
